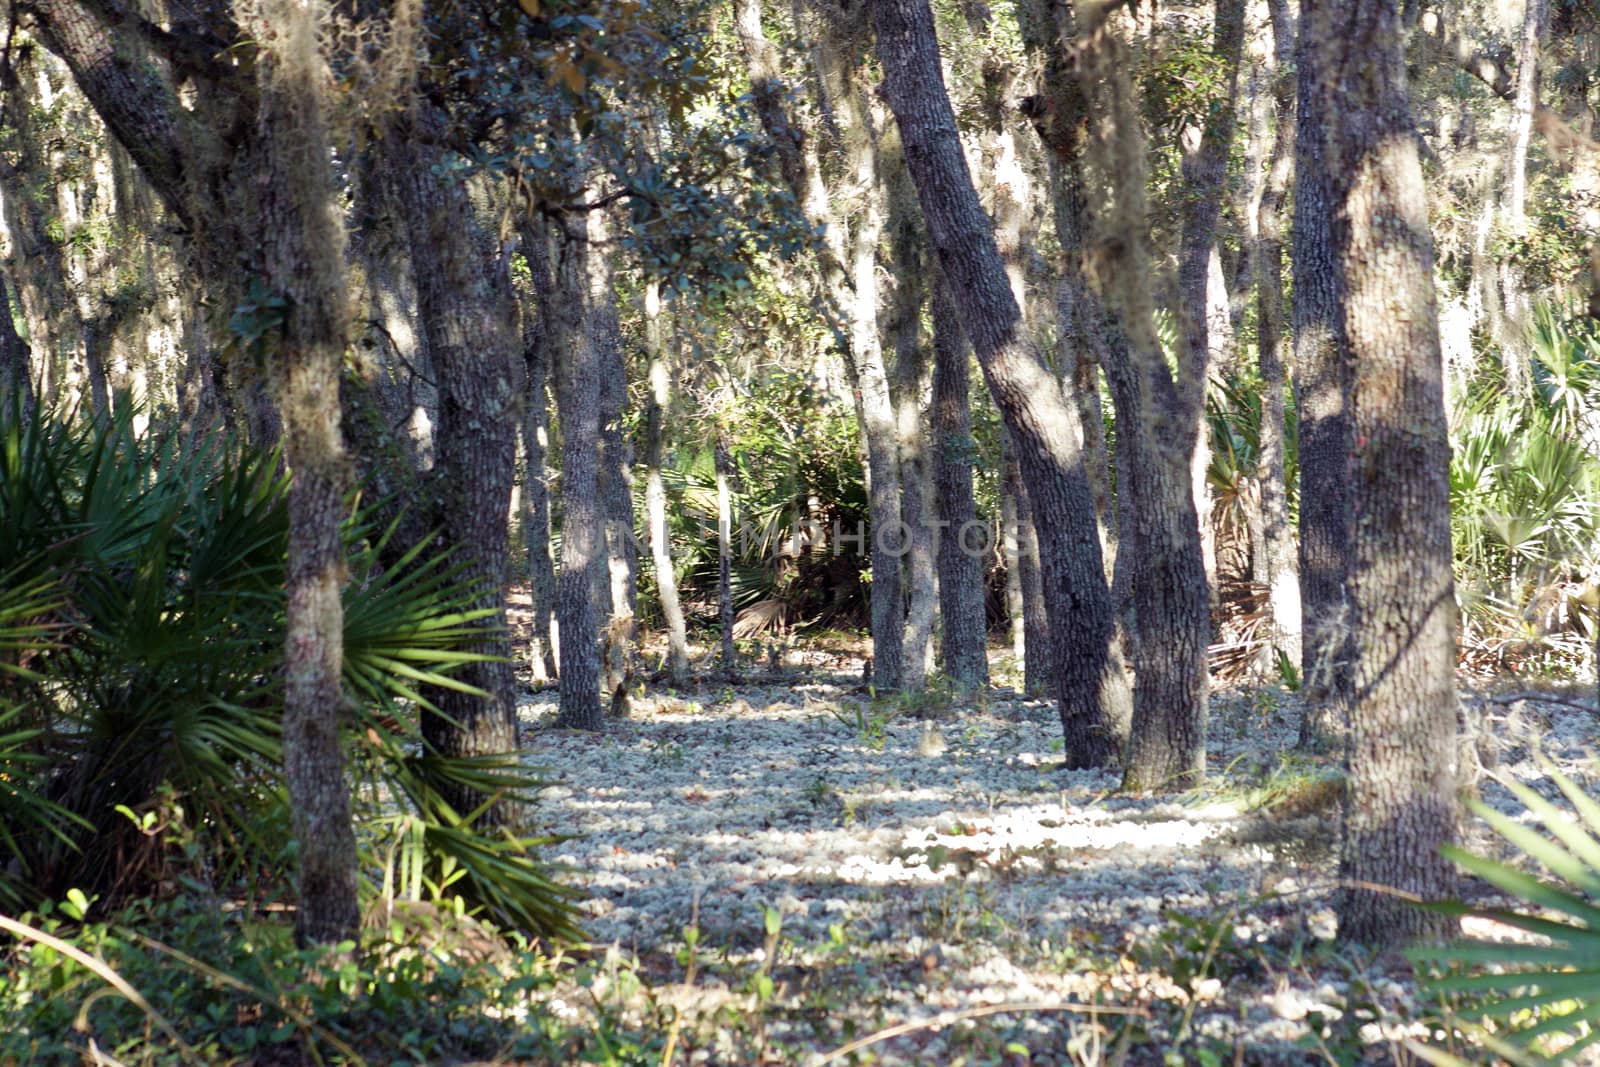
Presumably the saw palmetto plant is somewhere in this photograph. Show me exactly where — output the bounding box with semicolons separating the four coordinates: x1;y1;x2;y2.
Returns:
1411;766;1600;1065
0;400;577;938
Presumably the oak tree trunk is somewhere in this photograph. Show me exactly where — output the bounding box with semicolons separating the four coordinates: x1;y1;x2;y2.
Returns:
255;2;359;945
1306;0;1460;946
1293;16;1354;747
930;274;989;690
549;216;604;730
384;122;523;802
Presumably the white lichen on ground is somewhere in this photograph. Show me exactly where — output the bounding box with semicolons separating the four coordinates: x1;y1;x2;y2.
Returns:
515;669;1598;1065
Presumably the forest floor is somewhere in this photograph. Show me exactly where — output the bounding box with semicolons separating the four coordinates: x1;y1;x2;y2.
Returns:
513;644;1598;1066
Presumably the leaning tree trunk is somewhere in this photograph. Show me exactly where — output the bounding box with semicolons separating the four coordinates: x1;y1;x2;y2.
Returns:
643;282;691;680
1307;0;1459;947
384;121;523;803
872;0;1131;767
549;215;604;731
253;1;359;945
930;274;989;690
1293;16;1353;748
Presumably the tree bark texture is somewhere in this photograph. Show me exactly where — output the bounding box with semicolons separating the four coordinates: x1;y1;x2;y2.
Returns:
1305;0;1460;946
549;217;604;730
383;122;522;793
872;0;1131;766
0;269;34;417
519;218;561;685
930;274;990;690
254;1;359;945
1070;5;1213;791
1293;16;1354;746
590;208;639;634
1254;0;1302;672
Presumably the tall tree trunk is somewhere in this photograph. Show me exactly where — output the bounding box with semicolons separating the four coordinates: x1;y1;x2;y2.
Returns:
254;1;359;945
1498;0;1547;392
887;185;937;693
930;274;989;690
850;146;908;693
1070;0;1238;791
384;122;522;794
1293;14;1353;747
520;221;561;685
999;459;1027;666
872;0;1131;767
590;208;638;635
1254;0;1302;672
715;433;738;673
1306;0;1459;946
643;282;691;681
549;216;604;730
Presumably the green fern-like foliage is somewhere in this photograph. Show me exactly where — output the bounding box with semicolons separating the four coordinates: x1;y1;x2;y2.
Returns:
1410;766;1600;1064
0;400;579;940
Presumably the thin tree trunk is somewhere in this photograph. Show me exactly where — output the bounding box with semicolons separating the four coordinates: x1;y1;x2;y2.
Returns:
735;0;905;691
590;208;638;635
643;282;690;681
930;273;989;690
850;146;908;693
1498;0;1547;392
999;459;1027;666
887;195;937;693
1294;14;1353;747
1255;0;1302;672
549;216;604;730
1306;0;1459;946
519;224;561;685
255;1;358;945
384;121;522;792
0;269;34;417
872;0;1131;767
1009;450;1051;699
715;434;738;673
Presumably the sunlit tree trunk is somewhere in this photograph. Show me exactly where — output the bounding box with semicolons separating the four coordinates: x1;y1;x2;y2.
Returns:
1254;0;1302;672
715;434;738;673
253;0;359;945
873;0;1131;766
1304;0;1459;946
1293;13;1353;747
589;207;638;638
889;248;937;693
643;282;691;681
1498;0;1547;393
549;216;603;730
